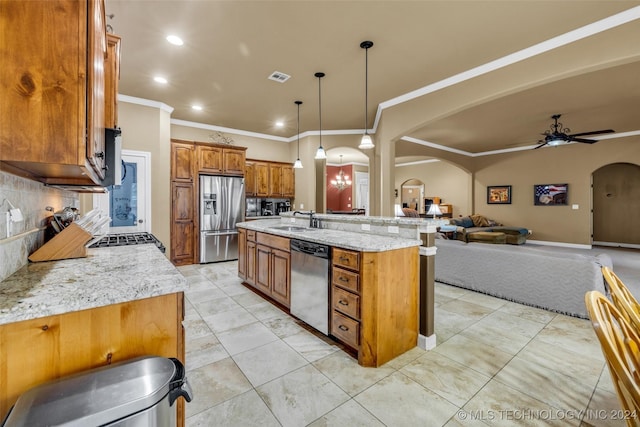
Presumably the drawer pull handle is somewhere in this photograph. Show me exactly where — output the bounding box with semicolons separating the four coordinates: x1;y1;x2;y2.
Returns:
338;300;349;306
339;256;350;262
338;276;349;282
338;325;349;332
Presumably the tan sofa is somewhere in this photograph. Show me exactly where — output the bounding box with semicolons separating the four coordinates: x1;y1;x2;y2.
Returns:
450;214;530;245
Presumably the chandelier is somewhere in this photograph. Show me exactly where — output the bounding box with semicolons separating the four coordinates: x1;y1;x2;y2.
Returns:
330;155;351;191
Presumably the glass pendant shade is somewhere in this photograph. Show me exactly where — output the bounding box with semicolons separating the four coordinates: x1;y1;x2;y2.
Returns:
293;100;303;168
359;133;374;150
293;158;303;169
314;72;327;160
315;146;327;159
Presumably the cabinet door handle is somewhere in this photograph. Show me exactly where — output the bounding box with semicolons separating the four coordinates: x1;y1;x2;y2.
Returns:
338;325;349;332
338;300;349;306
338;276;349;282
339;256;350;262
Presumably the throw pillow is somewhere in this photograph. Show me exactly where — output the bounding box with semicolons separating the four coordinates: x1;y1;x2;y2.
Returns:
486;219;503;226
450;218;462;226
460;216;474;228
470;214;490;227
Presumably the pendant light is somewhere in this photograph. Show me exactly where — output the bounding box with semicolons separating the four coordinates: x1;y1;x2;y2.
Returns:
359;41;375;150
293;101;303;169
314;72;327;160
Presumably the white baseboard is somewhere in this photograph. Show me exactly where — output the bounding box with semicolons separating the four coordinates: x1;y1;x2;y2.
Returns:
527;240;592;250
418;334;437;350
593;241;640;250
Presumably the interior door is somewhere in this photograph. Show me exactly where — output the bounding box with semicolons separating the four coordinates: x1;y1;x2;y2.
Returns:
354;171;369;215
94;150;151;233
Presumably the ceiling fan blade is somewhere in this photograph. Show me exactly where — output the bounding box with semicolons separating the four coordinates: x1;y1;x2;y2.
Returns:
570;137;598;144
569;129;614;137
534;141;547;149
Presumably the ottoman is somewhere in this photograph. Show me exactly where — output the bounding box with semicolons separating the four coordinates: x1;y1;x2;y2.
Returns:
467;231;506;244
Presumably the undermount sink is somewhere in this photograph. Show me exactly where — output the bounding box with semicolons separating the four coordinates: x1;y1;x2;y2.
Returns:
269;225;316;232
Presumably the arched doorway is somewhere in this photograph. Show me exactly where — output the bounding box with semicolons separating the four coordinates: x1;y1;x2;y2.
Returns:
400;179;425;213
325;147;369;214
593;162;640;247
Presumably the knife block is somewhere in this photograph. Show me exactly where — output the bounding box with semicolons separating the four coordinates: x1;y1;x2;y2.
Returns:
29;223;92;262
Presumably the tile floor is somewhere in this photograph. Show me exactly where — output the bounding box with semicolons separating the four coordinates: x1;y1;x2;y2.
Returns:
178;261;625;427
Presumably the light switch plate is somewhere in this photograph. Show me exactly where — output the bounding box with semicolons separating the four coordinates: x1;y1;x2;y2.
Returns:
572;204;579;210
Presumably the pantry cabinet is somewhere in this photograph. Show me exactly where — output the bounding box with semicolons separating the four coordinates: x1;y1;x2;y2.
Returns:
0;0;111;186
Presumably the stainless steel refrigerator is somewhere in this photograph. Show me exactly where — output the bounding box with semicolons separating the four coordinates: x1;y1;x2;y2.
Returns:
200;175;245;263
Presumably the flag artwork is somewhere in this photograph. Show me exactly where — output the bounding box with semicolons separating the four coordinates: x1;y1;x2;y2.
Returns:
534;184;568;205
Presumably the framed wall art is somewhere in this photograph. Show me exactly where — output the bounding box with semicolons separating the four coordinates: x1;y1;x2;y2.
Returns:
487;185;512;204
534;183;568;206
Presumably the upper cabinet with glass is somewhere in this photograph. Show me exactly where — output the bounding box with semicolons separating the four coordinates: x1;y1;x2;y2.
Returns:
0;0;116;188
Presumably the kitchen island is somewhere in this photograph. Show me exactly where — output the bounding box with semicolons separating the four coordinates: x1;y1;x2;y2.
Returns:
237;216;422;367
0;245;188;423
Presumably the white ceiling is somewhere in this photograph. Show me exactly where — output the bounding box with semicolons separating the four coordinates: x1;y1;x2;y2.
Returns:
105;1;640;157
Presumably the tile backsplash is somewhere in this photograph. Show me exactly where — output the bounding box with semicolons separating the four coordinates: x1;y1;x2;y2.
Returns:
0;171;78;281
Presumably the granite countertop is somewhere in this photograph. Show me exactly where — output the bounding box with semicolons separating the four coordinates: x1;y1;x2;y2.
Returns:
237;219;422;252
0;245;188;325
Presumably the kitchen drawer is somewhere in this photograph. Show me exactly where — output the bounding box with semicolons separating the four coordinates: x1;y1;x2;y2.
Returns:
332;266;359;293
331;311;360;349
247;230;256;242
257;232;290;252
333;248;360;271
332;286;360;320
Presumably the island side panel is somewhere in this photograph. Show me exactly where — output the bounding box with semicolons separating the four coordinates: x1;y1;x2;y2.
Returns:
359;246;419;367
0;293;185;422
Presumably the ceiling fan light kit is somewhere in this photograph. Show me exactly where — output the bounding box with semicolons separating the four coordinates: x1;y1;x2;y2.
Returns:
535;114;614;149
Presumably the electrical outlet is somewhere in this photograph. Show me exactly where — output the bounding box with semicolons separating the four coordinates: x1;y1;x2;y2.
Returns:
361;224;371;231
290;217;296;223
388;225;399;234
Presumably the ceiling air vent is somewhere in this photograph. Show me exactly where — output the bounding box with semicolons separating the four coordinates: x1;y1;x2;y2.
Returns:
268;71;291;83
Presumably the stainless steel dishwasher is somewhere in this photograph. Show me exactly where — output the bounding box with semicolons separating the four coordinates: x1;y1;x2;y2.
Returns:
290;239;330;335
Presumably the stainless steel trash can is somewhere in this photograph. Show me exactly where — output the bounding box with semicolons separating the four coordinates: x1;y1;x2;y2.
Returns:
1;356;192;427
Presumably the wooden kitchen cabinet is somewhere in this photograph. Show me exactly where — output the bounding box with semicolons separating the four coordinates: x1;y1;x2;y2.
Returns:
170;141;196;265
0;0;109;186
252;232;291;307
282;164;295;197
269;164;283;197
245;162;256;196
0;293;186;425
255;162;270;197
105;33;121;129
238;228;247;280
223;149;245;176
197;145;222;173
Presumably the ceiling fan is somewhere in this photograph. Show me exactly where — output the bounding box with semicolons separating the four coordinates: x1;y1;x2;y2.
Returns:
534;114;614;149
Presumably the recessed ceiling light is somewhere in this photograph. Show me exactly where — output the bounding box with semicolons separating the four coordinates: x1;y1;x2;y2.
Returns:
192;105;203;111
153;76;168;84
166;35;184;46
275;121;284;128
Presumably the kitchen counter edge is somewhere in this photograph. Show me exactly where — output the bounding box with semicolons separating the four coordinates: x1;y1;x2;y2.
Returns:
0;244;188;325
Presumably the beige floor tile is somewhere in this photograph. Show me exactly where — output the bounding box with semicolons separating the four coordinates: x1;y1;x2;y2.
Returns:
313;351;395;396
186;390;280;427
232;291;270;308
233;340;308;387
185;286;227;304
201;306;258;333
283;331;340;362
251;300;289;321
380;346;426;370
400;351;491;407
307;399;385;427
597;367;617;395
436;283;471;299
493;356;594;413
183;317;213;341
444;411;492;426
438;298;495;320
216;278;252;296
354;372;460;426
535;316;603;360
463;380;580;426
185;357;253;418
256;364;350;427
498;301;558;325
516;336;604;389
434;334;514;377
262;314;308;338
459;292;508;310
185;336;228;371
435;306;486;344
215;321;279;355
582;388;628;427
193;296;242;317
460;311;545;355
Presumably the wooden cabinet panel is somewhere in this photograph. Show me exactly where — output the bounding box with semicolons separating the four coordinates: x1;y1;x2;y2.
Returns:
246;241;257;286
171;182;195;265
172;143;195;182
331;311;360;348
256;232;290;252
255;162;269;197
282;165;295;197
270;248;290;307
245;162;256;196
256;244;272;294
173;183;194;221
0;0;108;186
198;145;222;173
104;34;121;129
171;222;195;263
0;293;185;421
238;228;247;280
269;164;283;197
332;286;360;320
332;266;360;292
223;149;245;175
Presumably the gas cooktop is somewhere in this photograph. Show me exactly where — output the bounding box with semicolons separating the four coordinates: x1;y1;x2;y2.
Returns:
89;232;166;253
